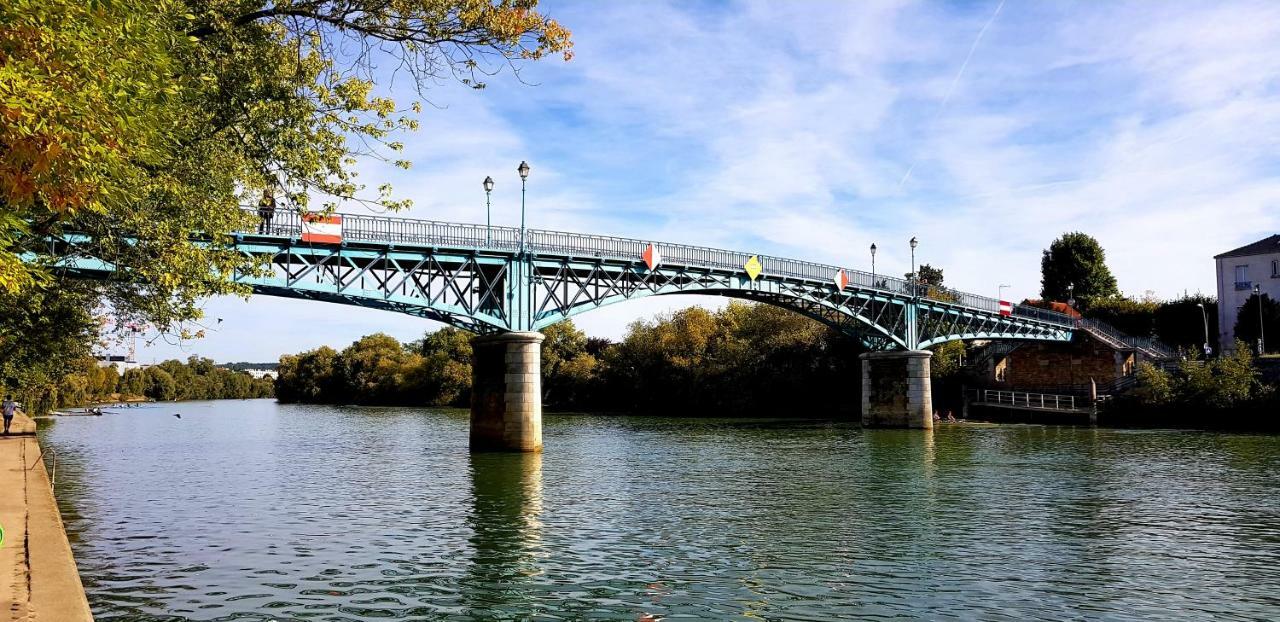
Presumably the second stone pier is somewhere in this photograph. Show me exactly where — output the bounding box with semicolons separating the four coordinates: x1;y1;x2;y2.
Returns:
860;350;934;429
470;331;545;452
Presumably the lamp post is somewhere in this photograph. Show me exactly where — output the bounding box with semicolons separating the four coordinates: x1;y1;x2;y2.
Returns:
1067;282;1076;309
869;243;877;288
909;236;918;296
517;160;530;254
1255;284;1266;355
482;175;494;245
1196;302;1211;357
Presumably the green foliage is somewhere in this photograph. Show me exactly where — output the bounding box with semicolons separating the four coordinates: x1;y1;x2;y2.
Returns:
913;264;944;286
1131;362;1173;406
929;341;966;379
275;304;865;416
593;302;859;415
1085;295;1159;338
19;354;271;413
0;0;572;407
0;285;97;397
1040;232;1119;307
1154;294;1217;353
1234;294;1279;354
1129;342;1265;413
540;322;597;408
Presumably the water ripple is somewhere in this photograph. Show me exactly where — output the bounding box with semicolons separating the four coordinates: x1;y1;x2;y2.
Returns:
40;402;1280;621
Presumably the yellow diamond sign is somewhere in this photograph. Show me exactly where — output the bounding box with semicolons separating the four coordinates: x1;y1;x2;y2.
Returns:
743;255;762;281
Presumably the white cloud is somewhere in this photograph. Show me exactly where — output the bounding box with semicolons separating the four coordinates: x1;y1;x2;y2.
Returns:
141;0;1280;361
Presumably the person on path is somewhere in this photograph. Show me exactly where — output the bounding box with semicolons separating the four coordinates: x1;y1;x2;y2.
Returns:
3;395;16;435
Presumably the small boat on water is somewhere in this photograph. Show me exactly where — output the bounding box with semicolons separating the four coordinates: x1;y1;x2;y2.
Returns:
50;408;106;417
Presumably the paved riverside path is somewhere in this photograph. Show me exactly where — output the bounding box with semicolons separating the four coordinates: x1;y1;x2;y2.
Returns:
0;412;93;621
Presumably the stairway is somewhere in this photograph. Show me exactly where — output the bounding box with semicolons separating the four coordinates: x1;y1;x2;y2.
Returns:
1074;318;1179;361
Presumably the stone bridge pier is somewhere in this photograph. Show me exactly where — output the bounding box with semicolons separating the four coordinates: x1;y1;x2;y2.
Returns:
470;332;545;452
860;351;934;429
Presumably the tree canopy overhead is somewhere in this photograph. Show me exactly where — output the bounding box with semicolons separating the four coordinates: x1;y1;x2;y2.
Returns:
0;0;572;393
1040;232;1119;308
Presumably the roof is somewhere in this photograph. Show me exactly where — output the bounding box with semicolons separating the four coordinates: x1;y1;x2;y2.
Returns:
1022;300;1083;319
1215;234;1280;259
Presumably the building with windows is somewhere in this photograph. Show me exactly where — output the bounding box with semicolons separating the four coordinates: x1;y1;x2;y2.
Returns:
95;354;142;375
1214;234;1280;353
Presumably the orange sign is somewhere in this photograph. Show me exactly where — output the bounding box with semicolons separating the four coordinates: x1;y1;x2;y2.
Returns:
643;243;662;270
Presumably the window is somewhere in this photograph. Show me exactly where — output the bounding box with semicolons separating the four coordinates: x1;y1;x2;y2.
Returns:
1235;265;1251;290
1273;259;1279;278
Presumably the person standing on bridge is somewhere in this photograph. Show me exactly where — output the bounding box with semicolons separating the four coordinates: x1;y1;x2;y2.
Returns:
2;395;16;435
257;185;276;235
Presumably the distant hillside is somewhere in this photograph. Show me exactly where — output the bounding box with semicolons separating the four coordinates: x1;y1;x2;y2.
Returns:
219;362;279;371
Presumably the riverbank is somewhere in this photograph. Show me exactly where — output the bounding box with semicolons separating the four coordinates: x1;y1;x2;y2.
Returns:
0;412;93;621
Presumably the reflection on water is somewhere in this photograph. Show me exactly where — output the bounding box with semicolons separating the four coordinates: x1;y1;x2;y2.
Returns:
41;401;1280;621
463;452;543;617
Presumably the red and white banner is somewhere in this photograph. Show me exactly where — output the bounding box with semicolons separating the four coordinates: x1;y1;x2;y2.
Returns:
999;300;1013;317
642;243;662;270
302;213;342;244
834;269;849;292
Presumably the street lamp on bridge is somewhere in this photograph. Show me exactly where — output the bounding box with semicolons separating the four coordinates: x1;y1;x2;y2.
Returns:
870;243;877;288
482;175;494;245
518;160;530;254
909;236;918;295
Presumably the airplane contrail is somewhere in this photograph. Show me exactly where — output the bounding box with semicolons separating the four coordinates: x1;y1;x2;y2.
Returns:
898;0;1007;189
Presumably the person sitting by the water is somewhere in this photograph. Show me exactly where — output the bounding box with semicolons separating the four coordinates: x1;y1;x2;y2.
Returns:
933;411;942;423
3;394;17;434
946;411;957;423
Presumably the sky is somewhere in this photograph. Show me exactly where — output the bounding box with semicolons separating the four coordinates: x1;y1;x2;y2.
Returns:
134;0;1280;363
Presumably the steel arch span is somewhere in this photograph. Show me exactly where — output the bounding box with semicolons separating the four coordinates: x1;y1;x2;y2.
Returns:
46;209;1075;350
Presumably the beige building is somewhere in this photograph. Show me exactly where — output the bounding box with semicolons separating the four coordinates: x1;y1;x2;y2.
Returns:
1214;235;1280;352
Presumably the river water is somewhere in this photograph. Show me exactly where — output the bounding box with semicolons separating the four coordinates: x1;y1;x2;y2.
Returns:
40;400;1280;621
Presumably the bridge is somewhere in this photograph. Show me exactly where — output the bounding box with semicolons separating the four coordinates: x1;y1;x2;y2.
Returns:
49;208;1080;450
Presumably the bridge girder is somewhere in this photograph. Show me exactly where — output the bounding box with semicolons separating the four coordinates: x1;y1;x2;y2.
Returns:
49;233;1073;350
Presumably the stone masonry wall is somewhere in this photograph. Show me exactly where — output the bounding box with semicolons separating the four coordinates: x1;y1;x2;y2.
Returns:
997;335;1135;388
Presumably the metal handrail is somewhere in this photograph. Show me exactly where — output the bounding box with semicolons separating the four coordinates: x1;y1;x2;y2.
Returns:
240;208;1078;327
979;389;1078;411
27;445;57;487
1075;318;1178;359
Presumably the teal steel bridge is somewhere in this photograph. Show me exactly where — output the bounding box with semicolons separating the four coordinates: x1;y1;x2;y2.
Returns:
53;209;1075;350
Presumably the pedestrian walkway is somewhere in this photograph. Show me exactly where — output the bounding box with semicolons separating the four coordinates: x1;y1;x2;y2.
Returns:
0;413;93;621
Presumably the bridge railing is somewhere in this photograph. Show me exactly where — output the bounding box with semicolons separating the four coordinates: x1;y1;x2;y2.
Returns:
979;389;1079;411
240;208;1076;327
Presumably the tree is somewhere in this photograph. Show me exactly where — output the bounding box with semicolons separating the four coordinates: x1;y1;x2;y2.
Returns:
1234;294;1280;354
1040;232;1119;307
1;0;572;401
911;264;944;286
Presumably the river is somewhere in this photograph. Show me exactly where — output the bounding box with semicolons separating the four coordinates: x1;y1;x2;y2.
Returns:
40;399;1280;621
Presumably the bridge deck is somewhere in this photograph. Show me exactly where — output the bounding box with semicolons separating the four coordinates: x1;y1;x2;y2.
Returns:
243;208;1076;328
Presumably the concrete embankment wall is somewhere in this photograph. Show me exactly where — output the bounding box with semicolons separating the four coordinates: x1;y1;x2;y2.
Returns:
1;413;94;621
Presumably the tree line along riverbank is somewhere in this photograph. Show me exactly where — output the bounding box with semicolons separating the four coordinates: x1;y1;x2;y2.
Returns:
18;357;274;415
277;302;865;417
275;301;1279;429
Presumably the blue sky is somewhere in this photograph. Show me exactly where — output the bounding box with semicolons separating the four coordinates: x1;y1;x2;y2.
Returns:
136;0;1280;363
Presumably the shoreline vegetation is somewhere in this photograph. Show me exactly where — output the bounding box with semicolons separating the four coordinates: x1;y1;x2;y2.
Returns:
21;357;274;416
274;301;1278;431
277;302;864;417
